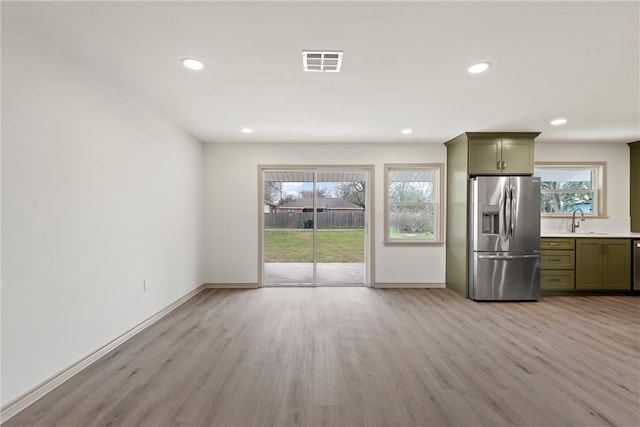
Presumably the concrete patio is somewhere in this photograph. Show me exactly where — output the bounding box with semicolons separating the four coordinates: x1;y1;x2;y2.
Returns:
263;262;365;286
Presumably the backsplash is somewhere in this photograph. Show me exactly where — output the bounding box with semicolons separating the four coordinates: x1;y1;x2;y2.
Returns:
540;217;631;235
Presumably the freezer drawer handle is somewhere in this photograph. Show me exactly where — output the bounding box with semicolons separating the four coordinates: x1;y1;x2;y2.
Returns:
478;254;540;260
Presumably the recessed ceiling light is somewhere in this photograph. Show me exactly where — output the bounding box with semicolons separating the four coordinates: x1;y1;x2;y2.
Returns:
241;128;253;134
468;62;491;74
181;58;204;71
401;128;414;135
550;118;568;126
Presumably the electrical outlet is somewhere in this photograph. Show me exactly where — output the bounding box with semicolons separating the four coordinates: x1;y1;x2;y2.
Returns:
144;280;149;291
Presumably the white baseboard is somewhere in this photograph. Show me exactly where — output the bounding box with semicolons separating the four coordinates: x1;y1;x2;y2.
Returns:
373;282;446;288
0;284;207;423
203;283;259;289
203;283;446;289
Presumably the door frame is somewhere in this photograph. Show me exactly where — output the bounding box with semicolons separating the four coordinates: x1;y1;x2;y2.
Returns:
258;164;374;287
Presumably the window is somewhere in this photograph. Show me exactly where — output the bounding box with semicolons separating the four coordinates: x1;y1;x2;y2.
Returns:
534;162;606;216
384;164;443;243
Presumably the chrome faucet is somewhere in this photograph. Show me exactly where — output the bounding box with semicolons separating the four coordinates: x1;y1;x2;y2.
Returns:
571;208;585;232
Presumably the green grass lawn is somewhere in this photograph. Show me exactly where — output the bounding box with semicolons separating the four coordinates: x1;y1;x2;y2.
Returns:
264;229;365;262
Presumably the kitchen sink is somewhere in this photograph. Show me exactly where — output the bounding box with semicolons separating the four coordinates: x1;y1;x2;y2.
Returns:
546;232;618;237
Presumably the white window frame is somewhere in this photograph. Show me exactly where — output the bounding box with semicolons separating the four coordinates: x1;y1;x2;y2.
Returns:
534;162;607;217
384;163;444;244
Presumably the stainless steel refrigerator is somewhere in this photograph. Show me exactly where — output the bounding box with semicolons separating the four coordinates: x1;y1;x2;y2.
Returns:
469;176;541;301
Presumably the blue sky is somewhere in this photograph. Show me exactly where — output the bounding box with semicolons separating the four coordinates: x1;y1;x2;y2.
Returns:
281;182;337;198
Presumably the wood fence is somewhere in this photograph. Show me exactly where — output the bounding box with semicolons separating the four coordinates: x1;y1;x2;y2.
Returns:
264;212;365;229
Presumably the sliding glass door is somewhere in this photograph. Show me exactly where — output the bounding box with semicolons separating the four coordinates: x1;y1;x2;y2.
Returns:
263;170;315;285
261;167;369;286
314;171;366;285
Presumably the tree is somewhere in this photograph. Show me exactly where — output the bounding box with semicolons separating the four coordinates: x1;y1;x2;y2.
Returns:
541;180;592;213
388;180;434;234
264;181;283;204
299;186;333;199
335;182;366;208
277;193;297;206
389;181;432;205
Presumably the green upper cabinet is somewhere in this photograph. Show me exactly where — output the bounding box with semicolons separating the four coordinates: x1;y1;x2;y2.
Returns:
576;238;631;290
501;139;535;174
468;137;535;175
468;139;501;175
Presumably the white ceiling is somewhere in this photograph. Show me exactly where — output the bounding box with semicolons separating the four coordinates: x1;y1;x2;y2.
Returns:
4;1;639;145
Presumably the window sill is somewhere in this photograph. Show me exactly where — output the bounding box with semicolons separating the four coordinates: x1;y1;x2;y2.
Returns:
384;239;445;246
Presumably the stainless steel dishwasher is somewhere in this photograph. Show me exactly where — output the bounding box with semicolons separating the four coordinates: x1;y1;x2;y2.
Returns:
633;240;640;295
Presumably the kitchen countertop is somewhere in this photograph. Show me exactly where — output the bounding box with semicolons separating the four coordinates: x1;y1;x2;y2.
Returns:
542;232;640;238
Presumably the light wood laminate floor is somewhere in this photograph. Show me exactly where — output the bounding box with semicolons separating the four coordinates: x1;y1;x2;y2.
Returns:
6;288;640;427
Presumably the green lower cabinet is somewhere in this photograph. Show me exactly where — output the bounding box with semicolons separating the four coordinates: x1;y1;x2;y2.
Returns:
541;250;574;270
575;239;631;290
541;270;575;290
541;238;576;291
603;239;632;289
575;240;604;289
540;238;576;291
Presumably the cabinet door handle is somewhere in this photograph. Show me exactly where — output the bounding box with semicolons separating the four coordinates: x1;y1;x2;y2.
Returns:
502;160;507;170
497;160;501;171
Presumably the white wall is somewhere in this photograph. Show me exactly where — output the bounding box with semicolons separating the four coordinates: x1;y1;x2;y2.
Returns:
203;141;631;287
204;143;446;286
535;142;630;234
1;25;204;405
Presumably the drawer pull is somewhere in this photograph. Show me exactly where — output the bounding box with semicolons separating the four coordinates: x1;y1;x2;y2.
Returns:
548;258;561;261
548;243;560;246
548;279;560;282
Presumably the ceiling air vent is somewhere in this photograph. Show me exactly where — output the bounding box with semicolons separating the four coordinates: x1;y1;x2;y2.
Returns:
302;51;343;72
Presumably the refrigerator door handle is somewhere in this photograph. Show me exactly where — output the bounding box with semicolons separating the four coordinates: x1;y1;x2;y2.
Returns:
499;185;507;240
478;254;540;260
509;186;516;239
503;184;512;240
